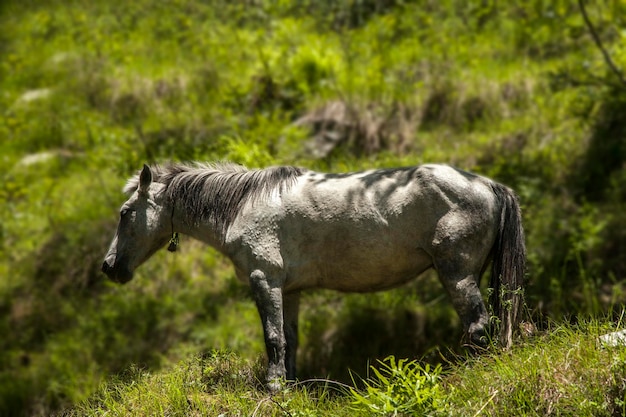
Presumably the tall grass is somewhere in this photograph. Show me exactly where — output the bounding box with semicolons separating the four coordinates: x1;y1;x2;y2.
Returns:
69;350;357;417
446;319;626;416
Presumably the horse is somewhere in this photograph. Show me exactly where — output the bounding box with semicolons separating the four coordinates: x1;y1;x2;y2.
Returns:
102;162;525;390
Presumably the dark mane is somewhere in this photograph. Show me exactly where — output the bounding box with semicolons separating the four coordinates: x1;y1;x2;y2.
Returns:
125;162;307;238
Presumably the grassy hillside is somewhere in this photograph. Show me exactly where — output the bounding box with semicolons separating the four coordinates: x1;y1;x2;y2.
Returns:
65;320;626;416
1;0;626;415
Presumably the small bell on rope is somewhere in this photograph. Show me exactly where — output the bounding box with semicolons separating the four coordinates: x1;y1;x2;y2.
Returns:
167;232;179;252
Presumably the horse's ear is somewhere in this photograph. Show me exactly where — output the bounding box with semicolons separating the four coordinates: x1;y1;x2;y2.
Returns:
139;164;152;195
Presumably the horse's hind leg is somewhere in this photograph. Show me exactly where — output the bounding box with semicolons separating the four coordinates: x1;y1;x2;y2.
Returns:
283;292;300;381
435;261;490;347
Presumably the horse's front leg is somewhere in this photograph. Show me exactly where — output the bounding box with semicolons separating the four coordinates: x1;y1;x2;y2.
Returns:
283;292;300;381
249;269;286;391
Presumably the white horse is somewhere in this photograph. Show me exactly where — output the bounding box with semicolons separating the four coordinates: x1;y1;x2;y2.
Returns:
102;162;525;390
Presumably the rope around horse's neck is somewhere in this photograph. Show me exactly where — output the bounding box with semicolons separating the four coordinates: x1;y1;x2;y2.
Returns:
167;201;179;252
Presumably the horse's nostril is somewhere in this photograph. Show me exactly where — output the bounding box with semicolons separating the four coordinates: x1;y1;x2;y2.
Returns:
101;261;111;274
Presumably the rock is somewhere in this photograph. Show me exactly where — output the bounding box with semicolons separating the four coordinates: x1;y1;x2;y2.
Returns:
599;329;626;347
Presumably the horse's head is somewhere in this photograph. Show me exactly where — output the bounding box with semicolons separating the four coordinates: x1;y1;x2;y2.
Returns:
102;164;171;283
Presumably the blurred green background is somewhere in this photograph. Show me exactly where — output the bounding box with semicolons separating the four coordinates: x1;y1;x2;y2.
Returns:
1;0;626;415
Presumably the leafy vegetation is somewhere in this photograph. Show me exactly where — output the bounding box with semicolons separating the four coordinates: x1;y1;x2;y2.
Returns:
349;357;444;416
1;0;626;415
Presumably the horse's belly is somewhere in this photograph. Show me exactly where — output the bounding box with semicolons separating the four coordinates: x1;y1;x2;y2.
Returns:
284;246;433;293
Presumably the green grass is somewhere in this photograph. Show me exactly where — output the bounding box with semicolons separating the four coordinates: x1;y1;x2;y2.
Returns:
68;350;357;417
445;319;626;416
64;319;626;416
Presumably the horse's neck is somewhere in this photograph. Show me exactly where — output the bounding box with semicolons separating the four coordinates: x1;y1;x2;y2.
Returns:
173;204;226;250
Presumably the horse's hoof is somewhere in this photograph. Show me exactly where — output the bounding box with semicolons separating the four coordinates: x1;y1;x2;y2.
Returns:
468;328;490;349
266;378;284;393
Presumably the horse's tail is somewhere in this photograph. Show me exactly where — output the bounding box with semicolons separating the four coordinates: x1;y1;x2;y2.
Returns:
489;183;526;349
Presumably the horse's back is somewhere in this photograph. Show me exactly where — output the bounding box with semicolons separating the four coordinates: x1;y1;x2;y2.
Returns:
287;164;497;231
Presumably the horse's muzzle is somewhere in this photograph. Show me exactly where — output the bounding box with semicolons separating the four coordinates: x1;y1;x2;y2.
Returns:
101;256;133;284
101;259;115;277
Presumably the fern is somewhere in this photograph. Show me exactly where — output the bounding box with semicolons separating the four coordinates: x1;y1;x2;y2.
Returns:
350;356;445;416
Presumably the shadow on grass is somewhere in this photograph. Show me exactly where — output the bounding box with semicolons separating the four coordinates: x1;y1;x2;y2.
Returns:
298;285;465;384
